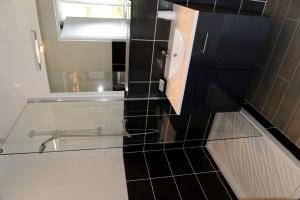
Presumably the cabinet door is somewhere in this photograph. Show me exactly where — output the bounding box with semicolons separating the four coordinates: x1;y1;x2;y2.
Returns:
190;13;270;70
190;13;225;69
216;14;271;68
181;69;254;113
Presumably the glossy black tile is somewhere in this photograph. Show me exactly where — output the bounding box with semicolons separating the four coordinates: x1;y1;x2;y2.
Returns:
127;83;149;98
188;0;216;12
175;175;207;200
149;83;166;97
155;19;171;40
165;149;194;175
185;114;210;140
123;144;144;153
148;100;170;115
185;148;214;172
215;0;242;14
151;177;181;200
130;0;158;39
127;180;155;200
164;141;184;149
184;140;203;148
197;172;232;200
125;116;147;130
112;42;126;64
124;152;149;180
151;42;168;81
145;151;172;178
166;114;190;142
124;133;145;145
124;100;149;117
217;172;238;200
145;116;165;144
203;148;219;170
242;103;274;128
240;0;265;15
144;143;164;151
128;41;153;82
202;113;215;146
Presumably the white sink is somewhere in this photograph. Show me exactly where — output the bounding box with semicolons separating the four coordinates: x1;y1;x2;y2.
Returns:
167;28;185;80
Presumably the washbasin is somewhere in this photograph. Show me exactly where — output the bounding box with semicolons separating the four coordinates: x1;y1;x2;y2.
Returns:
167;28;185;80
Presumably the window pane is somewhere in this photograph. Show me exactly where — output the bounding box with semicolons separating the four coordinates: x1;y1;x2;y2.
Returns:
59;2;124;20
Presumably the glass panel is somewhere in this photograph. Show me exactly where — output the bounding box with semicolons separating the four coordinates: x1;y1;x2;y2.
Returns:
2;101;125;154
208;110;262;141
1;99;264;155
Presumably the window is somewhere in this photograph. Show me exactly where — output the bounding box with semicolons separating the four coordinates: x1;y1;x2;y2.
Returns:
57;0;131;21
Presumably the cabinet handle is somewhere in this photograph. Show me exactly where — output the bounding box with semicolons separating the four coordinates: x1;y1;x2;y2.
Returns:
201;32;209;54
30;31;42;71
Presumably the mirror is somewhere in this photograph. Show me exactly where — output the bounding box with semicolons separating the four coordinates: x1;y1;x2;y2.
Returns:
36;0;131;93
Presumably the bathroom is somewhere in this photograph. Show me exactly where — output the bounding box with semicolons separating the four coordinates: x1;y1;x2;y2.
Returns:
0;0;299;199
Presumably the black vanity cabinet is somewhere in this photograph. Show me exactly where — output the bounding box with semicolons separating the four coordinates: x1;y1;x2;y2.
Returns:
178;12;271;114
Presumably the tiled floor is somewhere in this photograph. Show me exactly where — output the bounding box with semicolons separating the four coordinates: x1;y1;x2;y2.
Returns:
124;147;237;200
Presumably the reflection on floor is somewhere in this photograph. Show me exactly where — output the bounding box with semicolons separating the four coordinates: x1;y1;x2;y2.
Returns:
123;147;237;200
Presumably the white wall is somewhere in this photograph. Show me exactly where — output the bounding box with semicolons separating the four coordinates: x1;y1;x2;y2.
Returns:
0;0;50;139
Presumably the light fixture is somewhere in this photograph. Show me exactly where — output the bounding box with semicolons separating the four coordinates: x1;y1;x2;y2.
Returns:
98;85;104;92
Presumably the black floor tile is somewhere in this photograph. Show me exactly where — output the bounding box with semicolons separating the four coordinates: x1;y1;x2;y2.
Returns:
165;149;194;175
151;177;181;200
175;175;207;200
184;148;214;173
203;148;219;170
184;140;203;148
164;141;184;149
127;180;155;200
197;172;231;200
123;152;149;180
145;151;171;178
217;172;238;200
123;144;144;153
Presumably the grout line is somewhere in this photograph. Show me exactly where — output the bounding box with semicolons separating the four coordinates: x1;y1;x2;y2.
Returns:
213;0;218;13
238;0;245;15
202;148;234;200
183;149;208;200
201;113;213;146
126;170;221;182
183;114;192;148
143;0;160;151
277;75;289;83
163;151;183;200
261;0;268;16
124;147;185;154
143;153;157;200
131;39;169;42
272;58;300;123
283;99;300;132
252;0;293;103
261;20;299;112
163;106;172;150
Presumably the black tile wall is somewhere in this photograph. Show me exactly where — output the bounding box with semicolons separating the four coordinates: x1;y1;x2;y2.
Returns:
126;0;270;151
128;41;153;82
246;0;300;149
130;0;158;40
